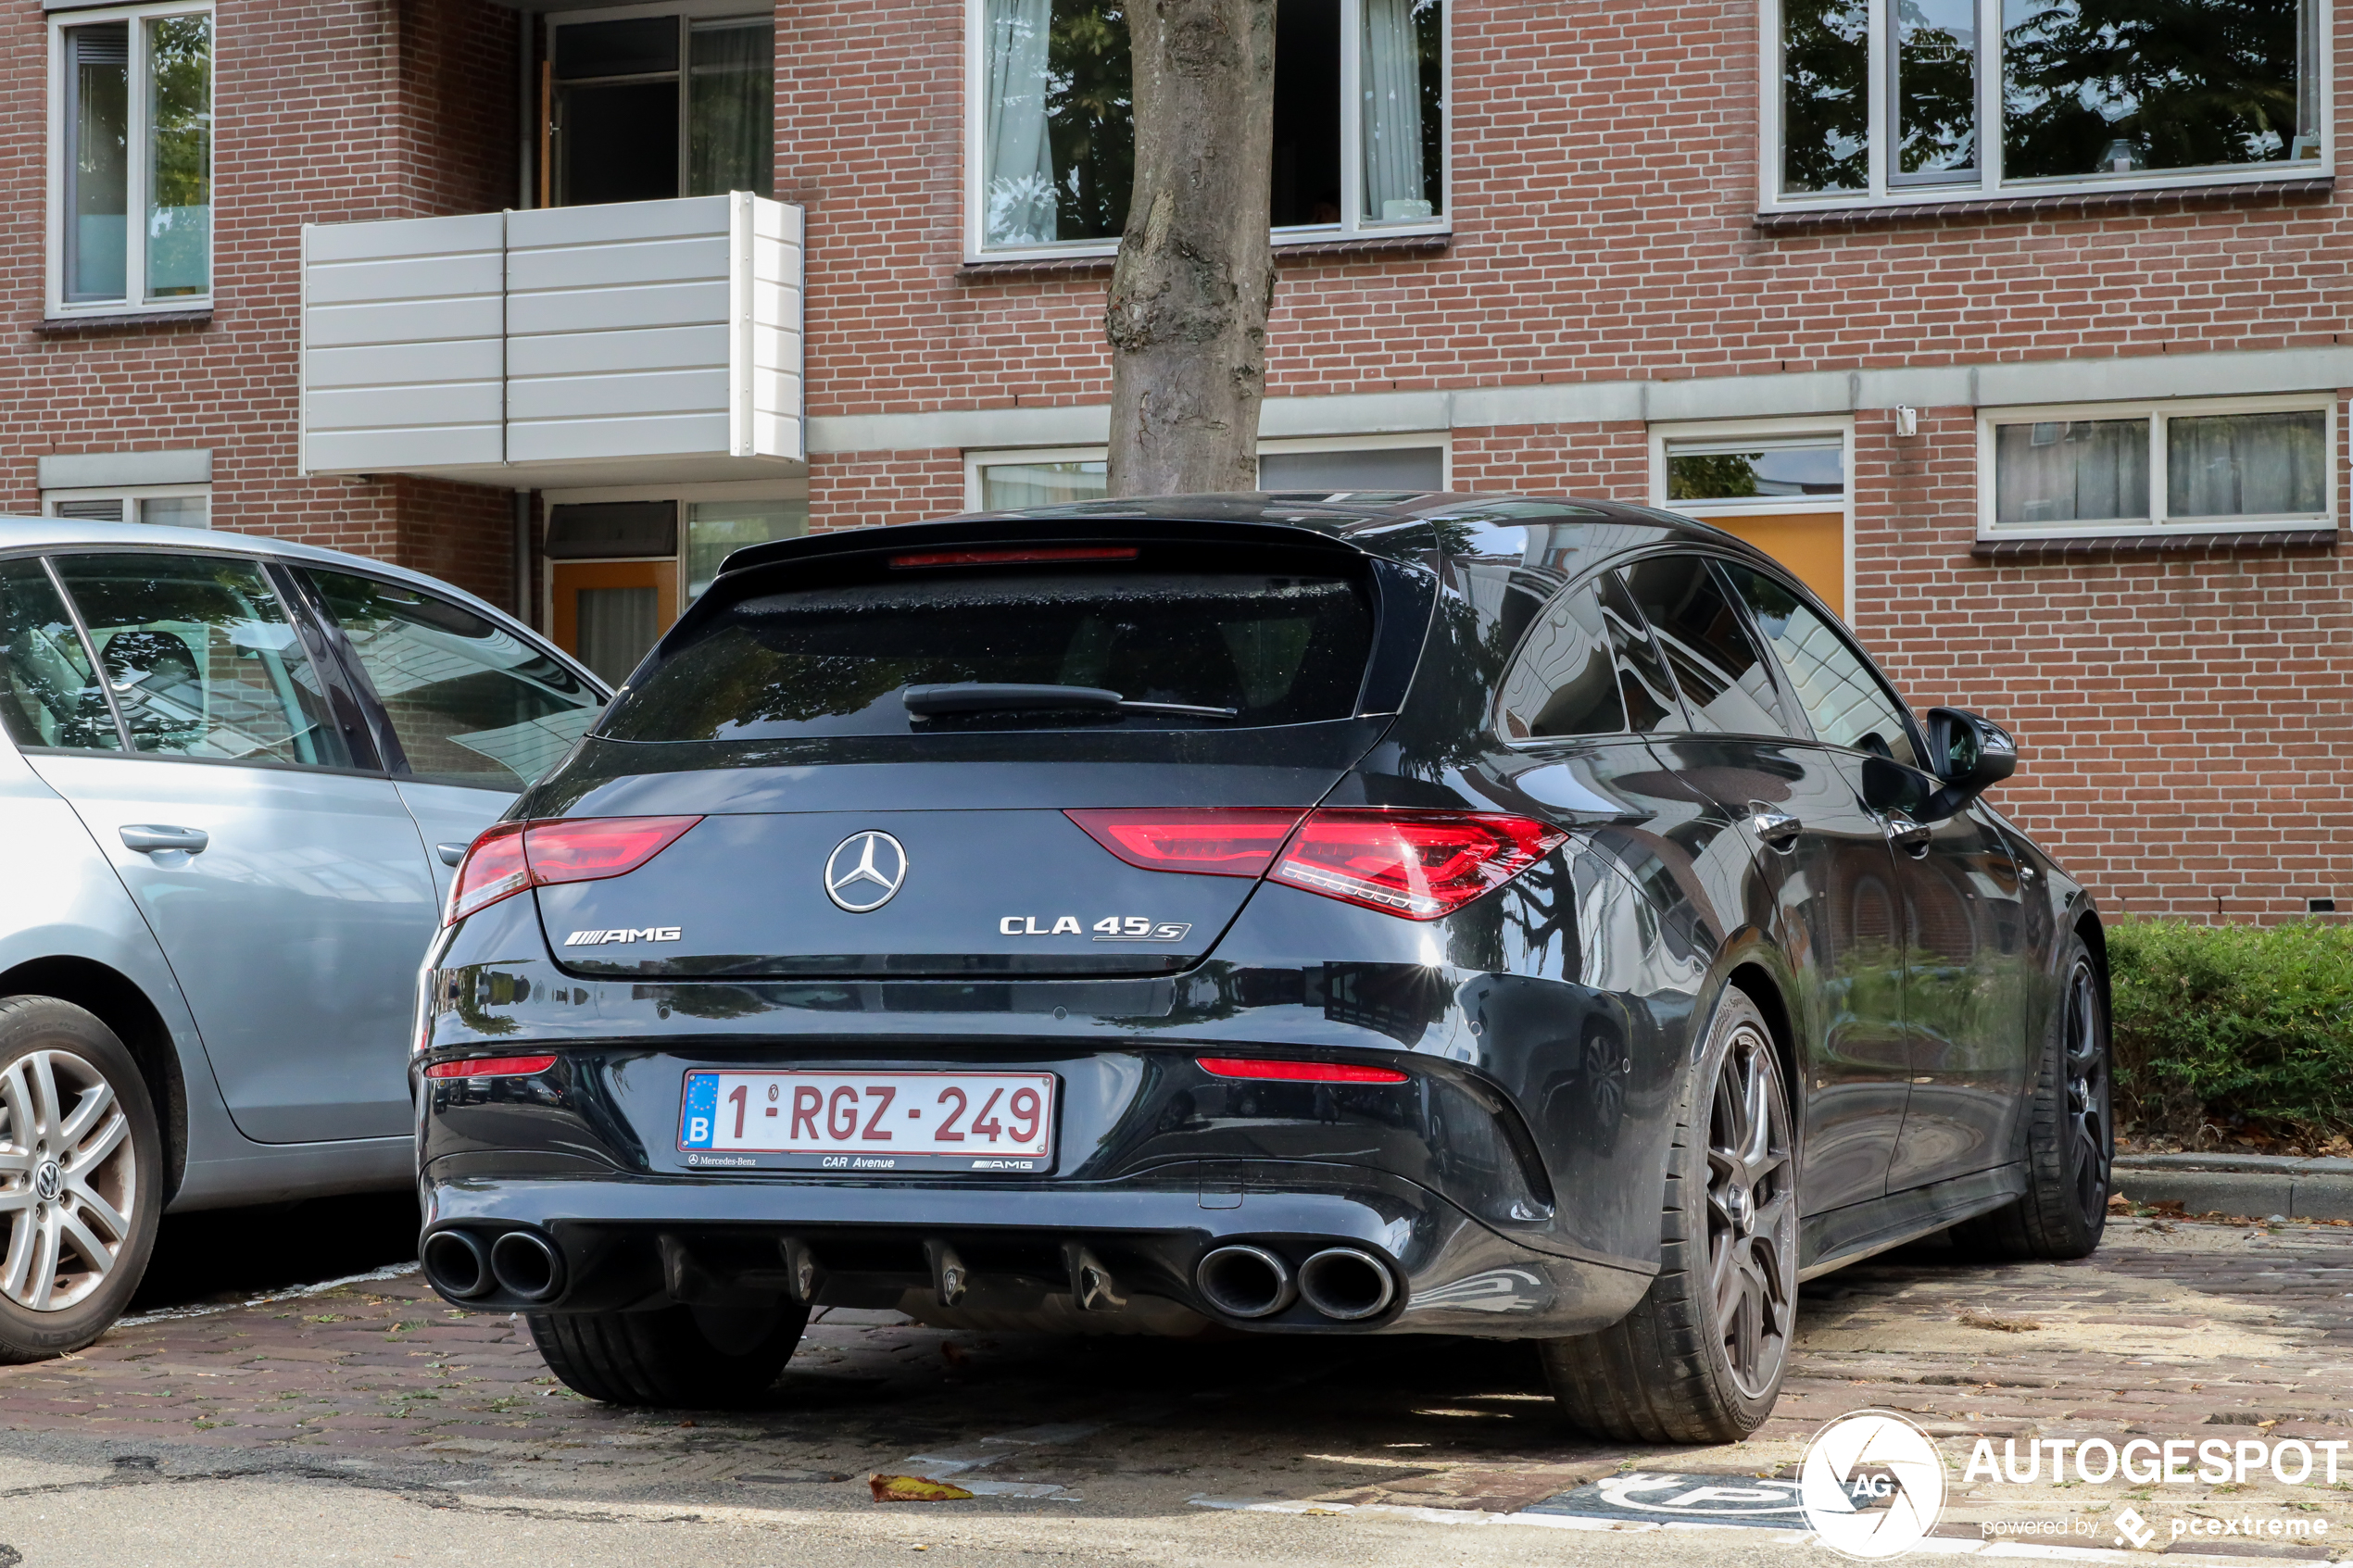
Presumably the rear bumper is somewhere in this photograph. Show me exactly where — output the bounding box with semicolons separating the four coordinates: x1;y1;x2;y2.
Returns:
419;1164;1653;1338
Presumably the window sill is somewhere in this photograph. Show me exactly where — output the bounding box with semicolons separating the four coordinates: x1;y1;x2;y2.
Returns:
1972;527;2338;560
959;228;1452;280
1756;174;2333;232
39;308;214;332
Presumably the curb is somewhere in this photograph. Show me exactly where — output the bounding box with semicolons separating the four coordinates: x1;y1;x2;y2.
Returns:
2113;1154;2353;1222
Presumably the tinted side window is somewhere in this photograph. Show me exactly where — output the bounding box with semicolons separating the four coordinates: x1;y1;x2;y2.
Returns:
1596;571;1680;733
1497;582;1623;739
308;571;603;788
0;560;120;752
1718;561;1919;768
1620;556;1791;736
53;554;352;768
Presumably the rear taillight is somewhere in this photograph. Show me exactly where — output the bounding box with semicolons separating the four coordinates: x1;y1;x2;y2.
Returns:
1272;809;1569;921
1197;1056;1409;1085
1063;809;1306;877
424;1054;558;1080
444;816;703;927
1066;806;1567;921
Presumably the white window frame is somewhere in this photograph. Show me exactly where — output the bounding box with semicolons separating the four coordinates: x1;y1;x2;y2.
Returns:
41;483;211;526
963;433;1453;509
962;0;1451;260
1757;0;2333;212
1651;417;1856;617
46;0;215;320
1976;395;2339;542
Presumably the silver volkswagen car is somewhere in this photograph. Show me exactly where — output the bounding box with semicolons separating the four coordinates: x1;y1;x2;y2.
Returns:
0;519;606;1359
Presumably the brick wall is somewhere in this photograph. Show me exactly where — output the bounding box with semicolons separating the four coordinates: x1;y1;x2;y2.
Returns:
0;0;519;608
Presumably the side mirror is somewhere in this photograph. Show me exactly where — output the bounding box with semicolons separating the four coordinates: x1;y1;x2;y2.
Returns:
1924;707;2017;808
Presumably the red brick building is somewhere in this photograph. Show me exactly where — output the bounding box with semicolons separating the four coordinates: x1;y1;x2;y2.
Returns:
6;0;2347;920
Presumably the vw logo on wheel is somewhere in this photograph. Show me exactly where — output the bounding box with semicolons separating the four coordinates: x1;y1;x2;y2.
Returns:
31;1160;61;1202
824;831;909;912
1798;1410;1947;1560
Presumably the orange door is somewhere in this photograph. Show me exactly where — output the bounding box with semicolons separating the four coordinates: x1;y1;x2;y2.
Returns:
1701;513;1846;618
551;559;679;685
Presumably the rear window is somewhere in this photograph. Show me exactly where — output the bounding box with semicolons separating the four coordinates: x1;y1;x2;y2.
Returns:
598;564;1377;742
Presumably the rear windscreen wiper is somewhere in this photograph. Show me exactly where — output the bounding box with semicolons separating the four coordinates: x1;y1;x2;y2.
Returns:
902;683;1238;721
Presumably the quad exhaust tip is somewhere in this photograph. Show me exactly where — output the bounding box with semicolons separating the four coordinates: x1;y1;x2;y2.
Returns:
1195;1244;1295;1319
1297;1247;1397;1321
422;1229;492;1298
489;1229;564;1302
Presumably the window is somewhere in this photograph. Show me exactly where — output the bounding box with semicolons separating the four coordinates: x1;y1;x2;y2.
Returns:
965;438;1447;508
1655;422;1853;618
1769;0;2327;207
1619;557;1791;737
1718;560;1919;768
51;4;212;314
1495;574;1680;742
971;0;1445;255
0;559;121;752
43;486;209;528
308;571;604;788
547;9;774;207
1979;396;2334;538
600;557;1377;742
51;554;350;767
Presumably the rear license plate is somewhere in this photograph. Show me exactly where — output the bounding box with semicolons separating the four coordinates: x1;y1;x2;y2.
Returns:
677;1070;1057;1174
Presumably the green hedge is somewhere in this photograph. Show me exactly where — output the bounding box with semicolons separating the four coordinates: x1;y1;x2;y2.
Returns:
2107;919;2353;1138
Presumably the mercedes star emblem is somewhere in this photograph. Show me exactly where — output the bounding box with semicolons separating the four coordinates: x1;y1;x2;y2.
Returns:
824;831;909;913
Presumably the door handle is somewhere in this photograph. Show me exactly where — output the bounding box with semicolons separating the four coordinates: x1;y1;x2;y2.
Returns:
435;842;469;868
120;824;210;856
1883;812;1931;857
1748;806;1802;849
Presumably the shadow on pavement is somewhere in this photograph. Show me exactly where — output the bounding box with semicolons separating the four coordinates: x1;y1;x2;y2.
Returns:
128;1190;421;1314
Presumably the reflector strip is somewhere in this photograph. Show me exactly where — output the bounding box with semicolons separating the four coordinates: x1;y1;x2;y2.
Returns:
889;546;1140;568
424;1055;558;1080
1196;1057;1410;1085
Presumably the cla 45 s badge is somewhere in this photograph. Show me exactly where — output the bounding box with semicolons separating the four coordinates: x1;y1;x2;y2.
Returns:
998;915;1193;942
564;927;684;946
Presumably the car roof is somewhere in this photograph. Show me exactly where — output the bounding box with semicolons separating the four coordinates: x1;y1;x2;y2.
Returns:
719;491;1775;583
0;513;522;630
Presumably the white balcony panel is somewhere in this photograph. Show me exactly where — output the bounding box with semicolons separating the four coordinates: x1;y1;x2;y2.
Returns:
300;194;804;486
511;369;729;421
305;339;504;392
507;412;733;465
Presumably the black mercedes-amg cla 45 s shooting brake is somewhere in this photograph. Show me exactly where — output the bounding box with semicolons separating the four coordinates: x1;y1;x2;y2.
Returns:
414;494;2113;1441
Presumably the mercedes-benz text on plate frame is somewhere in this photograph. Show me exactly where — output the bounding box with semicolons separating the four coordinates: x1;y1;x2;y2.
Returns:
679;1071;1056;1173
824;831;907;912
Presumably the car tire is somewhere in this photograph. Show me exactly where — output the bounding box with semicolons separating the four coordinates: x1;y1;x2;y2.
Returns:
528;1301;812;1408
1539;985;1797;1443
1949;931;2111;1261
0;997;165;1363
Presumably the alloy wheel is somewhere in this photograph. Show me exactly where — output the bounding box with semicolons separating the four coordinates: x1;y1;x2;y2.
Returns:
0;1049;139;1312
2063;960;2110;1223
1705;1023;1795;1399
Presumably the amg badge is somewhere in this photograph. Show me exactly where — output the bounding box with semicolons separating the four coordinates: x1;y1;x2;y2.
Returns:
564;927;683;946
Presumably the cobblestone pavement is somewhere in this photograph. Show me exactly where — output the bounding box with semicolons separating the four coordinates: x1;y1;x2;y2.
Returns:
1;1215;2348;1565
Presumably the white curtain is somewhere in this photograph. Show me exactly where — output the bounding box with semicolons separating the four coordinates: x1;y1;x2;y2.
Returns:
1994;419;2149;524
1361;0;1428;221
2167;411;2327;519
984;0;1058;246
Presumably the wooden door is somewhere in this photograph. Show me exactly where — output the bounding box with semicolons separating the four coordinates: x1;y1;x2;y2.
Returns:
1702;513;1846;618
551;559;679;685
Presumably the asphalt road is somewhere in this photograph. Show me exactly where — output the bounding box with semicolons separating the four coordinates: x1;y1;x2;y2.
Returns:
6;1210;2351;1568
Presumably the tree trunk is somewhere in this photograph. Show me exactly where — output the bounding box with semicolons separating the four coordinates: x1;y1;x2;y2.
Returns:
1103;0;1277;497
